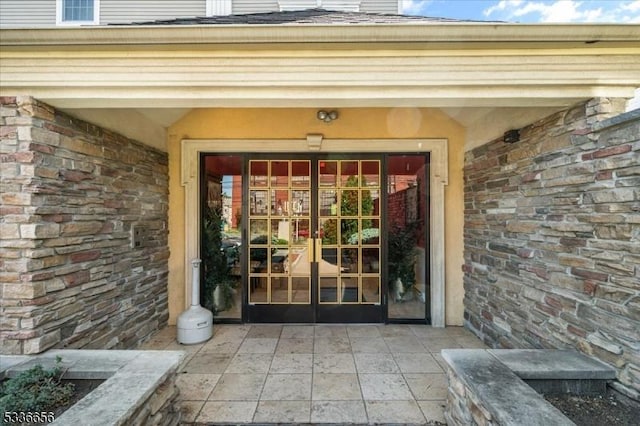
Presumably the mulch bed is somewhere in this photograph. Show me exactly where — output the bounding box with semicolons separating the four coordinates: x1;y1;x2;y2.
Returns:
544;390;640;426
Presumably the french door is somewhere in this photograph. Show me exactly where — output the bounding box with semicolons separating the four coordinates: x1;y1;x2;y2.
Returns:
246;157;383;322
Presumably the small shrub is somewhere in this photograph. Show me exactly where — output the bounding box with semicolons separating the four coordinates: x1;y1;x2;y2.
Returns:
0;356;75;413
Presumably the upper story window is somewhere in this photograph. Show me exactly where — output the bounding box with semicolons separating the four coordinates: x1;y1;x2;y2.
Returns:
56;0;100;26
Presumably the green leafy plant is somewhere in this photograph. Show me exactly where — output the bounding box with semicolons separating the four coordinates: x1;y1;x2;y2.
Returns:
388;223;418;300
0;356;74;413
202;204;236;314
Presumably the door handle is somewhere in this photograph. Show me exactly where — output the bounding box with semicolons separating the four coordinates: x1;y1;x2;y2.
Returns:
307;238;322;263
315;238;322;263
308;238;314;264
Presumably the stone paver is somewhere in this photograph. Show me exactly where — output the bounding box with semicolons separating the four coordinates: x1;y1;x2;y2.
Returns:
146;324;487;424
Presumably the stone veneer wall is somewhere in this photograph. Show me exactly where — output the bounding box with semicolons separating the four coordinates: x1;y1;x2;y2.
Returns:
463;98;640;398
0;96;169;354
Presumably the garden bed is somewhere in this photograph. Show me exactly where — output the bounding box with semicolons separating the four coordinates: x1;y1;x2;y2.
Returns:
1;350;185;426
545;390;640;426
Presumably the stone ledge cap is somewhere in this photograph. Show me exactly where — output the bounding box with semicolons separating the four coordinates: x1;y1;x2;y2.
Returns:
442;349;575;426
488;349;616;380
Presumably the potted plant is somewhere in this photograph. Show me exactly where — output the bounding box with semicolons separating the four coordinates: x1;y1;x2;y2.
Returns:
202;204;236;314
387;223;418;302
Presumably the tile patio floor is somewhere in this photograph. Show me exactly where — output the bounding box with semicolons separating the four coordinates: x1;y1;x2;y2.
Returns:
140;324;488;425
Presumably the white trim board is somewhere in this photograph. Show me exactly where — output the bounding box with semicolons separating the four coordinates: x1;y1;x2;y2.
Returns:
180;137;448;327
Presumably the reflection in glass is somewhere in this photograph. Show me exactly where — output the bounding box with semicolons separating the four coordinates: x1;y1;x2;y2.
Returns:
341;190;359;216
341;248;358;273
250;161;268;187
321;218;337;245
203;155;243;320
319;161;338;187
292;277;310;303
270;249;288;274
270;161;289;187
271;277;288;303
387;155;428;320
250;219;268;241
250;190;268;215
319;190;338;216
320;277;338;302
249;277;268;303
341;161;359;186
271;189;289;215
362;248;379;273
291;218;309;245
292;190;310;215
361;161;380;187
341;277;358;303
362;276;379;304
341;219;358;245
292;161;310;188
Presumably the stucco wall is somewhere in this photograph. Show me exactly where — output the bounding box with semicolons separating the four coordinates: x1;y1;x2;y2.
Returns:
463;98;639;398
0;96;169;354
167;107;465;325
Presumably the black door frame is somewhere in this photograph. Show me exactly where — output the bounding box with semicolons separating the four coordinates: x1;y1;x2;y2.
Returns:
200;152;431;324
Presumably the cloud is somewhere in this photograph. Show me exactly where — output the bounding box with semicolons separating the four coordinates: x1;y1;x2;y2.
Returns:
484;0;524;16
402;0;431;15
622;0;640;12
483;0;639;23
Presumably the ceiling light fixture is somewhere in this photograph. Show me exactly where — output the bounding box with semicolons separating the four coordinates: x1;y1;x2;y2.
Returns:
317;110;339;123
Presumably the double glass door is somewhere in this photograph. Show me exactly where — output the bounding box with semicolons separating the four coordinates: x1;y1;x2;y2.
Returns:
247;158;383;322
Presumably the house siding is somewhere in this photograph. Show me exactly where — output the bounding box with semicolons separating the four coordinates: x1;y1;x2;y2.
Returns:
361;0;398;14
233;0;279;14
0;0;56;27
0;96;169;354
463;98;640;398
101;0;205;24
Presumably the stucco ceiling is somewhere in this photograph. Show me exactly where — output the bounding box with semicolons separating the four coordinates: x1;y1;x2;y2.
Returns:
63;105;566;153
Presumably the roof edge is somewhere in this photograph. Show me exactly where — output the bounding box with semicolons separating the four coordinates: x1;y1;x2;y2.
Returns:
1;23;640;47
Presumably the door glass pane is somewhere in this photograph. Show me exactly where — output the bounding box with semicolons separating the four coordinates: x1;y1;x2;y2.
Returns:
341;190;359;216
341;161;359;186
319;161;338;187
292;218;310;245
362;276;380;304
341;248;358;273
250;161;268;187
341;277;359;303
271;189;289;216
271;249;288;274
292;277;310;303
292;161;310;188
386;155;428;320
361;219;379;245
271;277;288;303
250;219;268;241
319;190;337;216
250;190;268;215
361;161;380;187
292;190;310;215
362;248;379;273
320;248;338;274
202;155;243;320
250;277;268;303
341;219;359;245
271;161;289;187
320;218;337;245
320;277;338;303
